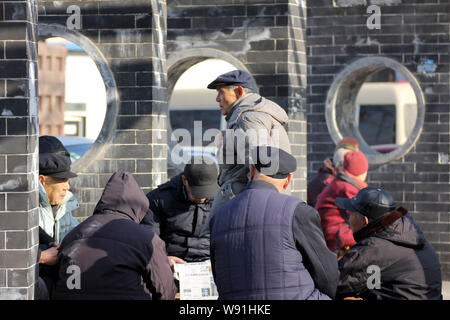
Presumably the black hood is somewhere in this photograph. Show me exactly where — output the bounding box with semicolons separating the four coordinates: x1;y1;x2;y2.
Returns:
355;208;425;249
93;171;149;223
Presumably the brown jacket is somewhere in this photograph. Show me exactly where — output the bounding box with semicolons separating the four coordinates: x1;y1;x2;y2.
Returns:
54;171;177;300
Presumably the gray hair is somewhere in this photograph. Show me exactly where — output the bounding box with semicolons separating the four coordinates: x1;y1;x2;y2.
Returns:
227;85;254;95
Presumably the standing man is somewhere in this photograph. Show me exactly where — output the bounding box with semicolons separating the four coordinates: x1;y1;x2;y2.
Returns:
206;70;291;219
210;146;339;300
335;187;442;300
141;158;219;265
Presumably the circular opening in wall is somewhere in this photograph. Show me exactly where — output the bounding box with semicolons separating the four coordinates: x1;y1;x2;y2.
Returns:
38;24;119;172
325;57;425;165
38;37;107;161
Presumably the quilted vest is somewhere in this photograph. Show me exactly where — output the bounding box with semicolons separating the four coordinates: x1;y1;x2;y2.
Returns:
211;184;323;300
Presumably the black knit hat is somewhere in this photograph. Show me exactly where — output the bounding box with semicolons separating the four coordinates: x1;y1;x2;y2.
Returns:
335;187;397;220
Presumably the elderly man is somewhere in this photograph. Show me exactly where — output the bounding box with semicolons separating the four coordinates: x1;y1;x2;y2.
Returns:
141;158;219;265
209;146;339;300
36;135;80;299
335;187;442;300
38;136;79;244
205;70;291;224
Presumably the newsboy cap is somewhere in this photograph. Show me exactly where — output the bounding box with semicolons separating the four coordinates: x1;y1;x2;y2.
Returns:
335;187;397;220
250;146;297;179
39;135;70;157
39;153;77;179
207;70;254;90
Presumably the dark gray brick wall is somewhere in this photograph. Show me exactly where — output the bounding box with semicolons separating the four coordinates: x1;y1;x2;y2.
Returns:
38;0;168;221
0;0;39;299
167;0;308;199
306;0;450;280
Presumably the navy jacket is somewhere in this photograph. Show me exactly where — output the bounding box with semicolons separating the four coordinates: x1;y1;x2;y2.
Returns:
210;180;339;300
142;174;212;262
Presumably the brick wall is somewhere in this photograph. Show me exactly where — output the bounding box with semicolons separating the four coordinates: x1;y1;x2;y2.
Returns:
38;0;168;221
306;0;450;280
0;0;40;299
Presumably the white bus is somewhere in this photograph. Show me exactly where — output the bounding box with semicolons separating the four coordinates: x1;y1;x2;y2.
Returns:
355;82;418;153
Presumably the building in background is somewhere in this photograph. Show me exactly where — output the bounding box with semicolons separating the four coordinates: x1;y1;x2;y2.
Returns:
38;41;67;136
38;37;106;141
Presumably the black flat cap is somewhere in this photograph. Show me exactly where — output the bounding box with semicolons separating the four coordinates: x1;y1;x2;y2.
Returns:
207;70;254;90
39;135;70;157
184;157;219;199
335;187;396;220
250;146;297;179
39;153;77;179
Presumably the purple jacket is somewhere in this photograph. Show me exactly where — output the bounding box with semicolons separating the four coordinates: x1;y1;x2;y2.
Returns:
210;180;339;300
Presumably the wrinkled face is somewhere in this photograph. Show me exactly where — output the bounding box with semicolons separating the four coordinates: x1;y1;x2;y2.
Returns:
216;86;240;116
39;175;70;206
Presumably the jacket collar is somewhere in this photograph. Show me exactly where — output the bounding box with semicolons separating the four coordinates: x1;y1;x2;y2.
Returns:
246;179;279;193
353;207;408;242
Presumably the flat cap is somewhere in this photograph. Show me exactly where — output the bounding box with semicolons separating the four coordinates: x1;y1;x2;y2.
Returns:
39;135;70;157
39;153;77;179
250;146;297;179
207;70;254;90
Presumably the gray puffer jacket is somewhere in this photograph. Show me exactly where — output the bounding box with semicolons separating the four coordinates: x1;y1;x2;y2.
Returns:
218;93;291;186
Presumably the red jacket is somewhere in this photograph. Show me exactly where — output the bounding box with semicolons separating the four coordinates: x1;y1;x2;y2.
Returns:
307;158;336;208
315;170;368;252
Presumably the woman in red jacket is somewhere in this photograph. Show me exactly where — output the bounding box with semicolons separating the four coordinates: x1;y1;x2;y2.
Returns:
315;151;369;257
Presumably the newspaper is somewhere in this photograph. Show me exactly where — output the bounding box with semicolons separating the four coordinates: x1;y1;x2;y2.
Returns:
174;260;218;300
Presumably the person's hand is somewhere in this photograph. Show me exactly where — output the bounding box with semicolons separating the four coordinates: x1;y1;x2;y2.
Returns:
168;256;186;272
39;247;59;265
49;242;60;249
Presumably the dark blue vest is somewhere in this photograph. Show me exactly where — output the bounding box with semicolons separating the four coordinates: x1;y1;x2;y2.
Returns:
210;181;326;300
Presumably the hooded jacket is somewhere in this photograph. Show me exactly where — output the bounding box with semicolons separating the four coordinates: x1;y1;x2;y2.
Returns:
218;93;291;187
337;208;442;300
141;173;212;262
39;182;79;244
54;171;177;300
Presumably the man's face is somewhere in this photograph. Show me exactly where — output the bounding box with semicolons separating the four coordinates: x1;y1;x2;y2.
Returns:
348;210;367;233
216;86;240;116
39;175;71;206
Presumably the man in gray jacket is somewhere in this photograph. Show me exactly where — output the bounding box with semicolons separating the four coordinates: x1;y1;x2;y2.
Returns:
205;70;291;224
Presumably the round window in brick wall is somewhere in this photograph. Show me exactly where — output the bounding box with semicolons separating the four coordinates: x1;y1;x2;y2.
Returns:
38;24;119;172
325;56;425;165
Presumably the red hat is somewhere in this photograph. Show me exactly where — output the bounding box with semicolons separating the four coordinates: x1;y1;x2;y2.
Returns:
336;137;359;151
343;151;368;176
